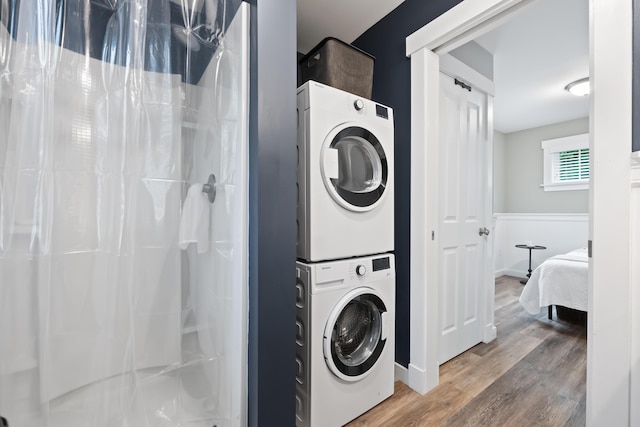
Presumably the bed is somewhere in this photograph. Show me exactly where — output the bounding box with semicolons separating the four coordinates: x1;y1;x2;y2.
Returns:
519;248;588;319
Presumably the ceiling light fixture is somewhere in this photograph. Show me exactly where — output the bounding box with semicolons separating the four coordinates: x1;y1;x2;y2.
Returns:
565;77;590;96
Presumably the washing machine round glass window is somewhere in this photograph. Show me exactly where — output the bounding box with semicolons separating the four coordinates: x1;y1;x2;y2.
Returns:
321;126;388;211
324;291;387;381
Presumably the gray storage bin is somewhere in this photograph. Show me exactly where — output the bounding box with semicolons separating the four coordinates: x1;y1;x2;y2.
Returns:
299;37;375;99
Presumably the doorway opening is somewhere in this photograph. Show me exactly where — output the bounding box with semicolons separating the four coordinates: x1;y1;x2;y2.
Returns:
407;0;634;424
407;0;588;388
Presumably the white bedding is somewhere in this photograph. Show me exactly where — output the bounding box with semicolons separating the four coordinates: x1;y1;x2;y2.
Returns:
519;248;588;314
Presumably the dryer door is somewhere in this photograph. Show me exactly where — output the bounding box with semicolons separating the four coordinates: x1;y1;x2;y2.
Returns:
323;287;388;382
321;125;388;212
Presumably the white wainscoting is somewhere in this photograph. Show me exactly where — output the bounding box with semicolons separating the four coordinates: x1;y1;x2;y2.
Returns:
630;152;640;426
493;213;589;278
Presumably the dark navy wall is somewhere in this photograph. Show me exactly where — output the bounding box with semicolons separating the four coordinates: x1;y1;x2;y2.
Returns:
352;0;463;367
248;0;297;426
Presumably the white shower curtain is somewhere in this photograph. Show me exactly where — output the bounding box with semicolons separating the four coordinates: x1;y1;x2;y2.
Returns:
0;0;248;425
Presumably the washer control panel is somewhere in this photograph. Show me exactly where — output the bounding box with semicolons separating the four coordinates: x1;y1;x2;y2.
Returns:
309;254;394;290
372;256;391;272
349;255;392;281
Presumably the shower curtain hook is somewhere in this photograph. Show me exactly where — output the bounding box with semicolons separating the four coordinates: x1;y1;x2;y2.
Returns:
202;174;216;204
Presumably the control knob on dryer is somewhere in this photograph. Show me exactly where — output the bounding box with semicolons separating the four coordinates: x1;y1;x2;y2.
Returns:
353;99;364;111
355;265;367;276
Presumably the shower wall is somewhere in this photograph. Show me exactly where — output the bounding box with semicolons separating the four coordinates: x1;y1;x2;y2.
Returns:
181;3;250;424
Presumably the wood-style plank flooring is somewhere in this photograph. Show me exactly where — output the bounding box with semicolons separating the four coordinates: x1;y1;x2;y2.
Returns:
347;276;587;427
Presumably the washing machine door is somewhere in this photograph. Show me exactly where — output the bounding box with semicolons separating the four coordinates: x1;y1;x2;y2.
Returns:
323;287;389;382
321;124;388;212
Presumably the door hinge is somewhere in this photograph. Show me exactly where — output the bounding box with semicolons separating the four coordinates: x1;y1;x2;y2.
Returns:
588;240;592;258
432;230;435;241
454;78;472;92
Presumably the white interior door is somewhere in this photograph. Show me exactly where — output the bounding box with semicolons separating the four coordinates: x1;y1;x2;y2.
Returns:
438;73;488;364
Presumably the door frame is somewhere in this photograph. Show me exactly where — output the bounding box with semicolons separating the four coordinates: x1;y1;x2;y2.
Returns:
404;0;520;395
405;1;634;425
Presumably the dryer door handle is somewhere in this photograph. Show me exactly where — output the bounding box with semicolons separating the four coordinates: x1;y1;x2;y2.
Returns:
381;311;390;340
324;147;339;179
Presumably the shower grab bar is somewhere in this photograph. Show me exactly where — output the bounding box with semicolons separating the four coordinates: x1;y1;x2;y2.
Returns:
202;174;217;204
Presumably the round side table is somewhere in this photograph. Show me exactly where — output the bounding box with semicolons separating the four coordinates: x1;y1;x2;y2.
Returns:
515;244;547;284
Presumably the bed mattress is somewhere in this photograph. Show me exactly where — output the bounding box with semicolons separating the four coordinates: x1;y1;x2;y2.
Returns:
519;248;588;314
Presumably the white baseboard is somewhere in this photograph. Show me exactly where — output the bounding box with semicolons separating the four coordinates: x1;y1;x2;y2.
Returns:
496;268;527;279
407;362;438;395
394;362;408;385
483;324;497;343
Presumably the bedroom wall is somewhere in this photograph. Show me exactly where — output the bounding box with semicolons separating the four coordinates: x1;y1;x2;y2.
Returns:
493;213;588;278
493;130;507;213
494;117;589;276
501;117;589;213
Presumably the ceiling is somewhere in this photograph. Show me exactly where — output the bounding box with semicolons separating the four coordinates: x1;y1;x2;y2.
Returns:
296;0;589;134
296;0;405;54
473;0;589;133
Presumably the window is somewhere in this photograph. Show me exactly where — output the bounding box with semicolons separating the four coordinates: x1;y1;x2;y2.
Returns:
541;133;589;191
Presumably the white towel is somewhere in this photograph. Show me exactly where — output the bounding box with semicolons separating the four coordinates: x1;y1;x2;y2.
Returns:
178;183;211;253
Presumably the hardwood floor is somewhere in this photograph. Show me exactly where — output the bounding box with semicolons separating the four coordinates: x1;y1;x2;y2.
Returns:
347;276;587;427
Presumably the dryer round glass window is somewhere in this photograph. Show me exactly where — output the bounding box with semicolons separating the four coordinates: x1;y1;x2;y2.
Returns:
321;126;388;212
323;288;387;382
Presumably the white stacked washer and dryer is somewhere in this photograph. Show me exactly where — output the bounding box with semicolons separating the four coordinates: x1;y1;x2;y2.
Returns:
295;80;396;427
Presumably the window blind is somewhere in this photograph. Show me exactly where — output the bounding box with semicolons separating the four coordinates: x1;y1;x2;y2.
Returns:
553;148;590;182
541;133;589;191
